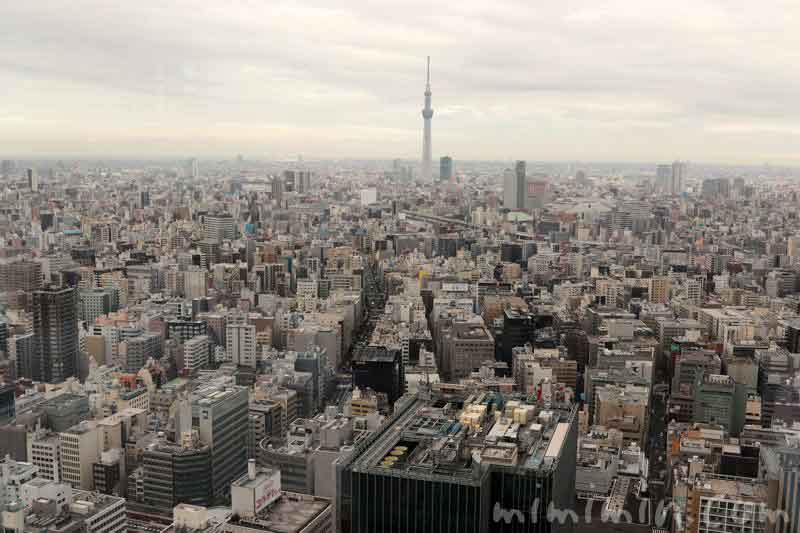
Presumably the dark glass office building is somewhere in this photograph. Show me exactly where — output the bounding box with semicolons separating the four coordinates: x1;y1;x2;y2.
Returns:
500;308;536;369
33;286;79;383
143;440;212;509
352;346;405;406
0;382;15;425
339;392;577;533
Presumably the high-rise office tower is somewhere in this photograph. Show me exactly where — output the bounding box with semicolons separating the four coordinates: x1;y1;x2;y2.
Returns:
439;156;453;182
761;447;800;533
283;170;312;193
26;168;38;191
9;333;35;381
295;347;331;413
271;177;284;204
193;383;249;502
516;161;527;208
300;170;311;192
503;168;518;209
656;164;671;192
33;286;78;384
189;158;199;178
671;160;687;195
515;160;527;207
421;56;433;181
503;161;527;209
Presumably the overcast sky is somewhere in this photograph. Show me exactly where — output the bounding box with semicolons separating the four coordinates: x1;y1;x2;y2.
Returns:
2;1;800;163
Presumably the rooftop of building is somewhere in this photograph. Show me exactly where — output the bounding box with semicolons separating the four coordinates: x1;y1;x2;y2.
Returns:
96;407;147;426
60;421;95;436
141;433;209;455
71;489;125;514
354;345;400;363
163;504;229;533
690;473;768;501
588;366;652;383
574;475;650;526
226;493;330;533
25;489;125;532
0;457;38;478
451;321;492;340
41;393;87;408
595;384;650;403
191;379;246;407
29;428;60;443
24;477;54;489
700;306;762;319
348;391;576;483
656;317;704;328
504;306;534;319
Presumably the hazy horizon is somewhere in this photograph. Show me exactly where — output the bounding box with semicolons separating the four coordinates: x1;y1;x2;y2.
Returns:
4;1;800;164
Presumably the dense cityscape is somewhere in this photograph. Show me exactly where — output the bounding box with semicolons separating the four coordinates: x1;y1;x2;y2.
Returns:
2;8;800;532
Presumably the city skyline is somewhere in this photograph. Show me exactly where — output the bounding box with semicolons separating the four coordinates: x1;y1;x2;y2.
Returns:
3;1;800;163
3;3;800;532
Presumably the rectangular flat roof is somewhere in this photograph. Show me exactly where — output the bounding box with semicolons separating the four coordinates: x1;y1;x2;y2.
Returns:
545;423;569;458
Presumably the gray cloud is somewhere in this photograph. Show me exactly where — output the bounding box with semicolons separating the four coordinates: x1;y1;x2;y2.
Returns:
2;0;800;162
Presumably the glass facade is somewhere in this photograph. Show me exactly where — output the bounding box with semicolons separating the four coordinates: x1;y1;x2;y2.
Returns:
349;471;487;533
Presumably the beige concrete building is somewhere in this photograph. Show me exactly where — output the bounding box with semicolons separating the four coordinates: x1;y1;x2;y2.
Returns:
594;384;649;447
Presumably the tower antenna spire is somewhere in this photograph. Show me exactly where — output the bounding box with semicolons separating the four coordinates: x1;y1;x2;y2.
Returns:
426;56;431;88
421;55;433;181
